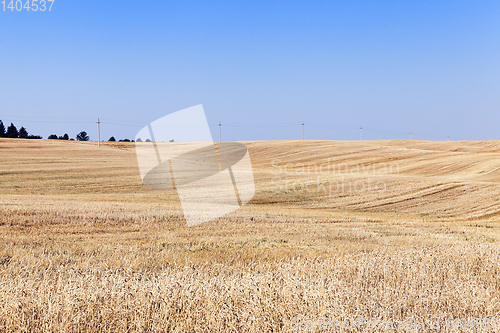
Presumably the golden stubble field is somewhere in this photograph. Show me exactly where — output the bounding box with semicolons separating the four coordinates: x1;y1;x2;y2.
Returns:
1;138;500;332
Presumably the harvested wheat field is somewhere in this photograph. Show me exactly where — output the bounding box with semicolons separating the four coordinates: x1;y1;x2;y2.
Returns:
1;138;500;332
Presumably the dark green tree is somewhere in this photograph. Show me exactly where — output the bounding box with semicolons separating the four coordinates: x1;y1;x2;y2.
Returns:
6;123;18;138
0;120;5;137
76;131;89;141
63;133;69;140
48;134;58;139
18;127;28;139
108;136;116;142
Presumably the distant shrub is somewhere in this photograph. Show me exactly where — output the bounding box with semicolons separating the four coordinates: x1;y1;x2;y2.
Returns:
76;131;89;141
0;120;5;137
108;136;116;142
48;134;58;140
6;123;19;138
18;127;28;139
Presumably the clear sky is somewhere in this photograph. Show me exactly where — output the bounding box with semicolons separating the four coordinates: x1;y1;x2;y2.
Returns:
1;1;499;141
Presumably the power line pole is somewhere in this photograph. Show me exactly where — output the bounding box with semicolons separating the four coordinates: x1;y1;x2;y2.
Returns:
218;121;221;143
97;118;100;147
360;126;362;140
409;131;412;140
302;121;304;140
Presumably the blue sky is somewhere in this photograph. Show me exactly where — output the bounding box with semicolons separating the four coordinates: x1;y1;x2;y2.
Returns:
1;1;499;141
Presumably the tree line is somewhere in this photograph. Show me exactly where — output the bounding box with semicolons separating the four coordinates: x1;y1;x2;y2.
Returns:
47;131;89;141
0;120;42;139
0;120;133;142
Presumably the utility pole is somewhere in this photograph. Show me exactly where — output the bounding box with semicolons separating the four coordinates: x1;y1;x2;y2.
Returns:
302;121;304;140
360;126;362;140
218;121;221;143
97;118;100;147
409;131;412;140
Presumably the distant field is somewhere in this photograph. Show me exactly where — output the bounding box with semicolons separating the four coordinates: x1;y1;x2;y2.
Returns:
1;138;500;332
